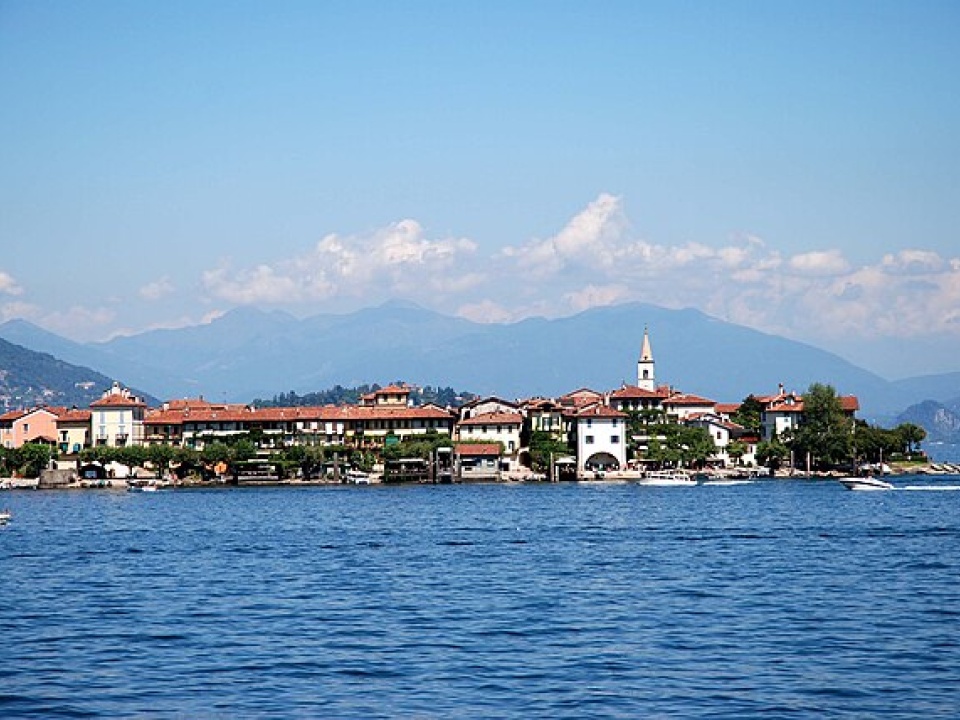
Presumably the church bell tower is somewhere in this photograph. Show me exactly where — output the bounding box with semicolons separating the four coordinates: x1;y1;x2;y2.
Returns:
637;327;655;391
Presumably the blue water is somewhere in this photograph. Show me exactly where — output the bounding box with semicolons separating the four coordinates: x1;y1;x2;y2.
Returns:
3;479;959;718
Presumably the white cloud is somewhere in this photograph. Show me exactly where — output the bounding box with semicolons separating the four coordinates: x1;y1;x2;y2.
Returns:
139;276;175;301
788;249;850;276
194;193;959;347
0;270;23;296
502;193;627;275
881;249;944;274
564;284;630;312
40;305;116;340
202;265;304;305
490;195;960;343
203;220;479;305
456;299;518;324
1;300;40;322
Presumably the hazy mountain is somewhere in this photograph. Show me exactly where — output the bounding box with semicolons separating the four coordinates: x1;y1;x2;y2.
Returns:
0;337;158;411
0;318;190;399
1;302;955;418
897;399;960;444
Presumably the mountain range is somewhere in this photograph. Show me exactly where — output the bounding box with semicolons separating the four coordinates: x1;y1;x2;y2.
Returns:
1;301;958;422
0;337;158;411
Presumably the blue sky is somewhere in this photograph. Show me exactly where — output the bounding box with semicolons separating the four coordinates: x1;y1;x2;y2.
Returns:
2;1;959;378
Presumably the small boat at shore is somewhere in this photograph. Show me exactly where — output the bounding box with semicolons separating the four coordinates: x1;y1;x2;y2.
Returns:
637;470;697;487
838;476;894;491
345;470;372;485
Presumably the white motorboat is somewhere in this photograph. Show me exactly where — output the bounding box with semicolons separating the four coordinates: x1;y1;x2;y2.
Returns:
637;470;697;487
0;510;11;524
345;470;371;485
838;476;894;491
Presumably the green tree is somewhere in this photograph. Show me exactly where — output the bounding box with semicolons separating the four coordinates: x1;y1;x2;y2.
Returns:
727;439;748;465
787;383;853;470
677;425;715;467
642;424;715;468
116;445;148;472
756;438;789;470
200;442;232;478
896;422;927;456
147;444;176;479
16;443;53;478
731;395;763;436
528;430;571;473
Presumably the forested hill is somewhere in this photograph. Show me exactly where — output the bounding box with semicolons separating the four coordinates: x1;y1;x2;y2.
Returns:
0;337;157;411
252;384;476;408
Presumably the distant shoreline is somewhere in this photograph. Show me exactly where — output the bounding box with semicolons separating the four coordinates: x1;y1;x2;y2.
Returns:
5;462;960;491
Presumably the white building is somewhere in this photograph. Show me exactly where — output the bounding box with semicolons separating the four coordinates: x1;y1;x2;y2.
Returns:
89;382;146;447
684;413;758;467
662;393;717;422
575;404;627;472
456;411;523;456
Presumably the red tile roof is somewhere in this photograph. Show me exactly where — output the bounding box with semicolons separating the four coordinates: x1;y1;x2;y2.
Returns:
454;443;502;457
577;404;627;419
457;411;523;427
144;403;454;426
766;396;860;414
90;394;146;408
57;409;92;423
715;403;741;415
663;393;716;407
610;385;667;400
559;388;603;407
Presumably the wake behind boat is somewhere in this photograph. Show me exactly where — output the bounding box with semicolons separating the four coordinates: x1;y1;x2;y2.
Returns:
838;476;894;491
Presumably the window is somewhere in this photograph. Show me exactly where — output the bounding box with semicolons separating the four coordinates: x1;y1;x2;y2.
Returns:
611;435;620;444
585;435;595;444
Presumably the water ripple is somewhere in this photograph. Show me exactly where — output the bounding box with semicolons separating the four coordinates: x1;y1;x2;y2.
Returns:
2;480;959;717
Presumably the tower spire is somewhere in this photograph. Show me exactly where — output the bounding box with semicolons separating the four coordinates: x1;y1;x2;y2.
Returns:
637;326;655;391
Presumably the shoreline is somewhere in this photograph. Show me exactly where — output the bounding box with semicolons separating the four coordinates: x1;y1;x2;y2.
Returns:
3;463;960;491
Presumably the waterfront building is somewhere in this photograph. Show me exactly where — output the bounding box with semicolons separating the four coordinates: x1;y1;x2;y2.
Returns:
56;408;92;455
144;399;454;450
0;406;63;449
458;396;521;420
521;397;567;443
89;382;146;447
575;403;627;472
454;442;502;481
757;386;860;442
683;413;758;466
661;392;718;422
455;411;523;456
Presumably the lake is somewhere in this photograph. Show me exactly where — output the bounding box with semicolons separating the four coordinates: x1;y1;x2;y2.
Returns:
3;478;959;718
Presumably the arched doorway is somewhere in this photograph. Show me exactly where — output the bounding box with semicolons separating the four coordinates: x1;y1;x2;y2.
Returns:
583;452;620;471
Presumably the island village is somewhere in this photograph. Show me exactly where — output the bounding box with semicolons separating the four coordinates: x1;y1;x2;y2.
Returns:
0;329;932;490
